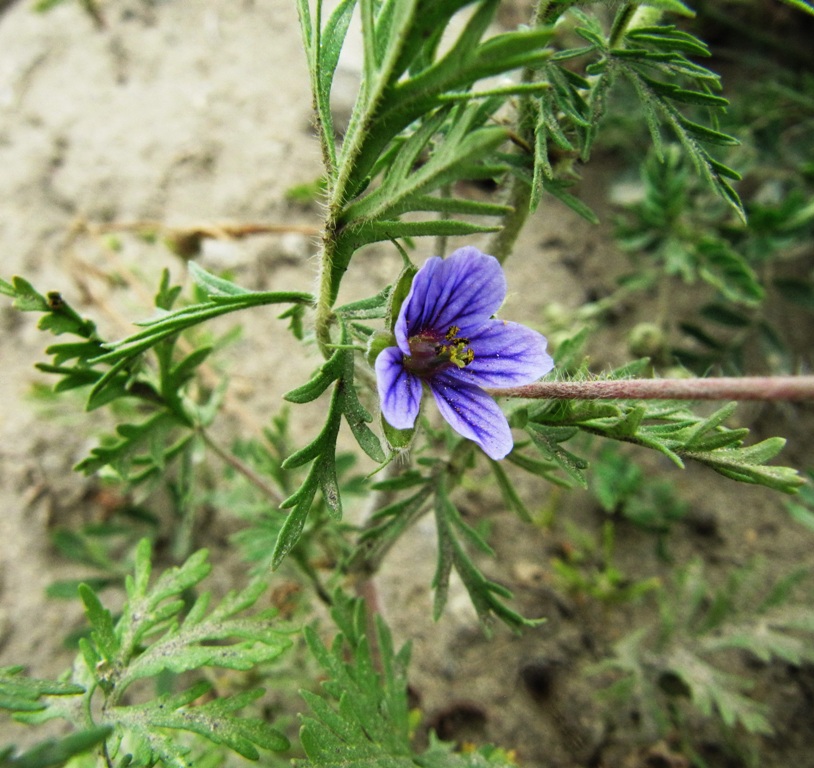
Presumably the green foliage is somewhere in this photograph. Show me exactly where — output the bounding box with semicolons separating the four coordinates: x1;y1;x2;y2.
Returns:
299;592;518;768
590;443;689;555
0;727;112;768
604;13;742;216
785;470;814;533
522;365;803;493
616;146;759;304
206;411;366;602
0;671;109;767
612;64;814;374
352;440;538;631
516;3;743;222
431;470;537;630
11;540;291;767
45;505;159;599
592;560;814;744
0;668;84;712
275;319;384;567
4;1;814;764
1;266;311;487
552;520;662;604
303;0;556;305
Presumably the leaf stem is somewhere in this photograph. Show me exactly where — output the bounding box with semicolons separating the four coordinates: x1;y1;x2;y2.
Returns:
201;429;283;505
488;376;814;402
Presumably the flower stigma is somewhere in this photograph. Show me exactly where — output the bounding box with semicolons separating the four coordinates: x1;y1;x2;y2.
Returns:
405;325;475;377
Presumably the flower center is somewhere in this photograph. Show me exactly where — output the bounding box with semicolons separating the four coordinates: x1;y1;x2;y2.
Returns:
404;325;474;377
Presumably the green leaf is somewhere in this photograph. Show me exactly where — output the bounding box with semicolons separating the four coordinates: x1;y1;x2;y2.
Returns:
2;276;50;312
528;380;802;493
78;584;118;662
275;320;386;567
348;218;502;247
686;437;803;492
91;289;313;366
337;284;392;319
609;24;745;218
188;261;251;297
637;0;695;16
0;668;84;713
316;0;359;169
284;348;344;404
596;559;814;741
779;0;814;16
773;278;814;310
74;411;192;483
297;593;519;764
0;726;112;768
432;479;536;631
342;103;509;226
273;463;322;568
66;541;291;765
591;445;642;513
300;592;413;767
526;424;588;488
786;499;814;534
670;649;773;734
699;303;751;328
113;683;289;762
539;177;600;223
119;581;291;688
489;459;531;522
353;485;432;573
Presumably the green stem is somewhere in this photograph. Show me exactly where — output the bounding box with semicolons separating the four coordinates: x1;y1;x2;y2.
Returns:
315;235;337;357
487;160;533;264
487;1;543;263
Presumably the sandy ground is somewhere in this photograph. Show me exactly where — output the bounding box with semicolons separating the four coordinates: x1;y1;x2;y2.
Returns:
1;2;814;767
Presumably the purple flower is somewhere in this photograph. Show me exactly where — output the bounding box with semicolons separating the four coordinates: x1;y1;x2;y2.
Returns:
375;246;553;459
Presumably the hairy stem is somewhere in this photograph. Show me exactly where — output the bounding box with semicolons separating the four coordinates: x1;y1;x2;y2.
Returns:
488;157;533;264
486;30;538;263
314;237;336;357
488;376;814;402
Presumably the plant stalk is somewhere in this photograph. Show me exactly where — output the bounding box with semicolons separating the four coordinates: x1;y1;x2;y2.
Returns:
488;376;814;402
314;236;337;356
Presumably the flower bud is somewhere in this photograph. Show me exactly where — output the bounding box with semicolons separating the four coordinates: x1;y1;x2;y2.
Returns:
627;322;665;358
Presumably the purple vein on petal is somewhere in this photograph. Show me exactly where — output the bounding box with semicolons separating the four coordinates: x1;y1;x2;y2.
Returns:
375;346;422;429
429;371;514;460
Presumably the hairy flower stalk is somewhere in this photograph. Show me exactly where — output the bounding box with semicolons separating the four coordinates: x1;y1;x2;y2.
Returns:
487;376;814;402
376;247;553;459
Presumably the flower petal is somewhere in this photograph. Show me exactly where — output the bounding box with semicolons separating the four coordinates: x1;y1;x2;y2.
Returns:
428;372;513;460
375;346;423;429
454;319;554;387
396;247;506;349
